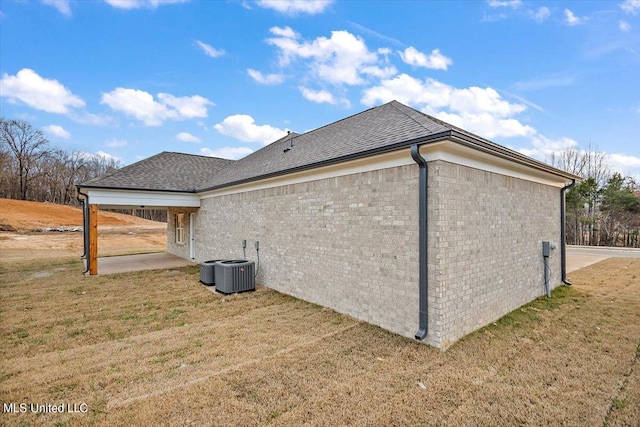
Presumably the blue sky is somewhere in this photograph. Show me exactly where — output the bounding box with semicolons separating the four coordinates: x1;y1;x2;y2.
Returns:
1;0;639;179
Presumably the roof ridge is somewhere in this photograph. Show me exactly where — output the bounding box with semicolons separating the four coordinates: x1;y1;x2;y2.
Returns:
292;100;396;139
166;151;236;162
388;100;454;133
389;102;578;178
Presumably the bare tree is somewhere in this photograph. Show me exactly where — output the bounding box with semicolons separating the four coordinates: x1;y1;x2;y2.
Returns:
0;144;13;199
0;118;51;200
551;144;637;246
62;151;91;204
550;146;586;177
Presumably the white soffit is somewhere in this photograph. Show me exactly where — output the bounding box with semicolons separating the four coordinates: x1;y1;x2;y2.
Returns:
201;139;567;199
84;188;200;209
421;142;568;188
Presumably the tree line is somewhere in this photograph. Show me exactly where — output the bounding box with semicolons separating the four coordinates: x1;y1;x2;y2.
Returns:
2;118;639;245
551;146;640;247
0;118;166;222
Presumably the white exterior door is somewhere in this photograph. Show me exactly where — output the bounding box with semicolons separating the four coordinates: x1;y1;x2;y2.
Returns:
189;213;196;259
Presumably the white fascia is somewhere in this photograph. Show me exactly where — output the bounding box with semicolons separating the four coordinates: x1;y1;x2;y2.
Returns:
83;188;200;209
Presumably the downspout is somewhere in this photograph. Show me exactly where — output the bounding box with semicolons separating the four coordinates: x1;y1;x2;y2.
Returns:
560;179;576;286
77;188;90;274
410;144;428;341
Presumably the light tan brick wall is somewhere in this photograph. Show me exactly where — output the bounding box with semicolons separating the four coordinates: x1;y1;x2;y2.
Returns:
173;160;562;349
429;160;562;348
194;165;425;342
167;208;192;260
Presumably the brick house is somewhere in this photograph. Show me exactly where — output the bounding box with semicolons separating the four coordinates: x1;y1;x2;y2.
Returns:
78;100;578;349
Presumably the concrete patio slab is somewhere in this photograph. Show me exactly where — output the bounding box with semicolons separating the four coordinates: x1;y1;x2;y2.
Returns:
96;253;196;275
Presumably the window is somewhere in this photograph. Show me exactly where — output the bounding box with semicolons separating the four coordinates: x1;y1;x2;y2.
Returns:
175;213;185;244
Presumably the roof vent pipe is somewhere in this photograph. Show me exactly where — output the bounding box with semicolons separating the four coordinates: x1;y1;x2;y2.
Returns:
410;144;428;341
560;179;576;285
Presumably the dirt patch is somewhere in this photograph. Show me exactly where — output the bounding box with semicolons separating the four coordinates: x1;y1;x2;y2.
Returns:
0;244;638;426
0;198;165;231
0;231;167;269
0;199;167;269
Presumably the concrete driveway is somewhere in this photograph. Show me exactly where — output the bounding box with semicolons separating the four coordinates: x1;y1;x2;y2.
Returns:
567;245;640;273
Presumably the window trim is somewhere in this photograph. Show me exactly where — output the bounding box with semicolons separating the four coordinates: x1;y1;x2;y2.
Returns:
175;213;185;244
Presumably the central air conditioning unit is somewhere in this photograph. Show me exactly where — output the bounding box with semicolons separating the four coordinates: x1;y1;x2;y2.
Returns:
215;260;255;294
200;259;224;286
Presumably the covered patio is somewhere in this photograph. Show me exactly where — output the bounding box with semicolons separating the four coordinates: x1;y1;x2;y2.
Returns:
77;190;199;275
76;152;235;275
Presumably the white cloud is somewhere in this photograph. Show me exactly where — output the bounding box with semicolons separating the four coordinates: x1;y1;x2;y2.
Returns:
104;0;190;9
564;9;586;26
608;153;640;177
42;0;72;16
620;0;640;14
256;0;333;15
530;6;550;23
487;0;521;8
362;74;535;139
95;150;122;163
71;112;113;126
106;138;128;147
519;138;640;181
201;146;253;160
0;68;85;114
299;86;349;106
399;47;452;70
80;150;122;163
100;88;212;126
362;74;526;116
176;132;201;143
247;69;285;85
266;26;396;86
196;40;225;58
435;111;535;139
619;20;631;32
157;93;211;118
42;125;71;139
518;135;579;160
270;26;298;38
214;115;287;145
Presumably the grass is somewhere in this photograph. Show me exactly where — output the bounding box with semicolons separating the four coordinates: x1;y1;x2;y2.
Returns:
0;251;639;426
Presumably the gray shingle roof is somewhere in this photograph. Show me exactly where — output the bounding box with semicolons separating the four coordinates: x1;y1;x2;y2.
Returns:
79;101;577;194
199;101;451;191
201;100;577;191
79;152;235;192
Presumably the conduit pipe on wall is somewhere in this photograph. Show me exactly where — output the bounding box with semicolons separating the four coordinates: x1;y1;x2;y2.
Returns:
410;144;428;341
77;188;90;274
542;242;552;298
560;179;576;286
